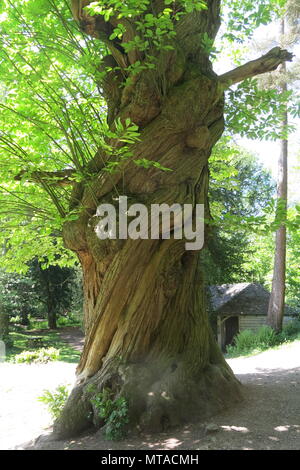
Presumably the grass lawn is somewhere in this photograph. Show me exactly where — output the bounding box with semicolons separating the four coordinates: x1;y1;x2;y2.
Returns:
6;325;81;363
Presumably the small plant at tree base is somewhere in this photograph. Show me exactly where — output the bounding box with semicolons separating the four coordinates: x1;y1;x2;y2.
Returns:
38;385;70;420
91;388;129;441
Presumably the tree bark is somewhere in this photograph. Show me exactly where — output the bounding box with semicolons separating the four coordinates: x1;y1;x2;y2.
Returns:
48;307;57;330
0;312;9;342
53;1;292;438
56;87;242;435
267;20;288;332
56;73;242;439
37;263;58;330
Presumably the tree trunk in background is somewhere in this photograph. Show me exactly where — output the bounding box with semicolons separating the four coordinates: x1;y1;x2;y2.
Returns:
37;263;58;330
47;307;57;330
45;281;57;330
0;312;9;343
267;19;288;332
54;0;244;438
20;311;30;326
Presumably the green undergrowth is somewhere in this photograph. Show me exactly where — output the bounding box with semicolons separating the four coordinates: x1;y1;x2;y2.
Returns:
38;385;71;419
5;325;81;363
90;387;129;441
226;321;300;358
27;313;81;330
14;347;60;364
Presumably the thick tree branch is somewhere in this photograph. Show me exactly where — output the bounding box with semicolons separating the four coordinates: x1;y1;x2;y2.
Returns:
15;169;76;187
219;47;294;89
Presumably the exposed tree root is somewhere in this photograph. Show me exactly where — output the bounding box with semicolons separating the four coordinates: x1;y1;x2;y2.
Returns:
54;356;242;439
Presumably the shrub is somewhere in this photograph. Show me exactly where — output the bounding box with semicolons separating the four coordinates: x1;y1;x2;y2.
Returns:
256;325;278;348
28;319;48;330
282;320;300;338
38;385;70;419
226;329;256;356
57;312;81;327
227;321;300;357
14;347;60;364
227;326;279;356
10;315;22;325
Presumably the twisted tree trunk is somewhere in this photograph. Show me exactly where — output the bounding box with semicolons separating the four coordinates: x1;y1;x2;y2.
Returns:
53;1;292;438
57;71;242;437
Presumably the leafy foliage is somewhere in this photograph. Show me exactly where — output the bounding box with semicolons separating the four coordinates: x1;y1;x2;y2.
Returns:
0;0;105;269
0;269;42;325
5;326;81;363
91;388;129;440
0;0;296;274
38;384;70;419
222;0;286;43
204;139;275;284
29;260;82;327
0;262;82;327
226;321;300;357
226;79;298;140
286;212;300;306
205;140;300;311
14;346;60;363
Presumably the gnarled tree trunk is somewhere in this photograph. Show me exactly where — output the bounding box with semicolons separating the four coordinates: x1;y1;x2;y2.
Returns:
53;1;292;438
56;73;242;439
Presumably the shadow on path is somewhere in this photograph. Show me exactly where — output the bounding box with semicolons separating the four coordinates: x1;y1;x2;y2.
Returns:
24;364;300;450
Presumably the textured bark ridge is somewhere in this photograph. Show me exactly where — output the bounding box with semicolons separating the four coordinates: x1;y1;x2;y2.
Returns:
54;233;242;437
53;1;291;438
56;106;243;436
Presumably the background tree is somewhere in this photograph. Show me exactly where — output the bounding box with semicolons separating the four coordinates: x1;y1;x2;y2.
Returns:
204;139;275;284
0;263;80;329
0;309;10;347
0;0;295;437
0;270;42;326
248;0;300;331
30;260;78;329
267;2;300;331
286;206;300;308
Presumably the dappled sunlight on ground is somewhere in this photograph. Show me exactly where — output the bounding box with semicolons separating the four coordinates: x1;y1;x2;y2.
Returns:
221;425;249;433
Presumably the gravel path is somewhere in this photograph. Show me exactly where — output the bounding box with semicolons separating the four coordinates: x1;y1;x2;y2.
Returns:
1;338;299;450
0;362;76;450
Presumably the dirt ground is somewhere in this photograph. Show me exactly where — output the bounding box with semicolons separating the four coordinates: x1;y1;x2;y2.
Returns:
1;328;299;450
58;326;85;352
0;361;76;450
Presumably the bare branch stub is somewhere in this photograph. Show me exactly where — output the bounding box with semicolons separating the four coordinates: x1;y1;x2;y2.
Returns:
219;47;294;89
